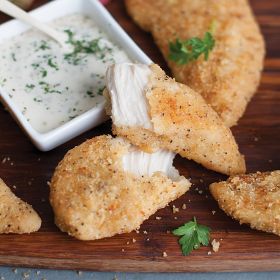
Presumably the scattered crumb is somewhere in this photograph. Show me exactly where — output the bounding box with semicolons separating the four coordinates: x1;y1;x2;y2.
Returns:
156;216;162;220
212;210;216;215
121;248;125;252
174;216;178;220
254;137;259;142
1;158;6;164
198;190;203;194
135;229;140;234
146;238;150;241
47;181;51;186
195;187;199;191
166;230;170;234
132;238;136;243
172;205;179;214
211;239;220;252
207;251;212;255
126;241;130;245
199;179;204;183
182;203;187;210
38;158;41;161
22;272;30;279
0;276;5;280
162;251;168;257
10;162;14;166
113;275;118;280
188;199;191;202
36;271;40;275
77;271;82;276
143;230;148;235
12;185;16;190
12;268;18;274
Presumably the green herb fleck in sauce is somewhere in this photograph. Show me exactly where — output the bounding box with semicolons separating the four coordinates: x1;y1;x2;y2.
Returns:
48;58;59;70
22;106;27;115
39;81;62;94
0;78;7;87
25;84;35;92
36;40;51;51
11;53;17;62
97;87;105;96
63;29;112;65
86;90;94;97
33;97;42;103
40;69;48;78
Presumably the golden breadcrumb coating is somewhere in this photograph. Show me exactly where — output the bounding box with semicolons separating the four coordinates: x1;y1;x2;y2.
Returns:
50;135;190;241
105;64;245;175
210;170;280;236
0;179;41;234
125;0;265;126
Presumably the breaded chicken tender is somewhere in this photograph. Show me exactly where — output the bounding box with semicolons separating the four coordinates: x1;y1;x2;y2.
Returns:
104;63;245;175
0;179;41;234
50;135;190;241
125;0;265;127
210;171;280;236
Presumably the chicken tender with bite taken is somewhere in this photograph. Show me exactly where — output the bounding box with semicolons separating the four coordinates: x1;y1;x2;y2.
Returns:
104;63;245;176
50;135;190;241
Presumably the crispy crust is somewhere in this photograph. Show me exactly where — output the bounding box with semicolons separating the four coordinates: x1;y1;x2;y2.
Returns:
107;64;245;175
0;179;41;234
125;0;265;126
50;135;190;241
210;171;280;236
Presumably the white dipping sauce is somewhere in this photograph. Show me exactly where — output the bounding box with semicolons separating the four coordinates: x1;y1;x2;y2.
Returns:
0;14;131;133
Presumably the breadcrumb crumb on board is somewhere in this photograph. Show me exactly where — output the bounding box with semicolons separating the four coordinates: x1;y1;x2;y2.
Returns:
211;239;220;253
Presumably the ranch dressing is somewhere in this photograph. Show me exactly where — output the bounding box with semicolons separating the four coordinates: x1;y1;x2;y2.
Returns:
0;14;131;133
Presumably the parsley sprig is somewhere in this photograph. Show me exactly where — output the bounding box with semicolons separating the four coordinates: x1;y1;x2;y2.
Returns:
172;217;211;256
168;31;215;65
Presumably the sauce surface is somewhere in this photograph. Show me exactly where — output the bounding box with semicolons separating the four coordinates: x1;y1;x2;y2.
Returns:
0;14;131;133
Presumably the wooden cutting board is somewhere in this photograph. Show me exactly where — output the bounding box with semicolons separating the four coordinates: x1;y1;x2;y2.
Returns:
0;0;279;272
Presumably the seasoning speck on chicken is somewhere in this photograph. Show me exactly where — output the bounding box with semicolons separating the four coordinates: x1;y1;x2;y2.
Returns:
210;170;280;236
50;135;191;240
104;63;245;175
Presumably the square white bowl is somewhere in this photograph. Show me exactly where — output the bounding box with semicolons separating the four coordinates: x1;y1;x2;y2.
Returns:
0;0;152;151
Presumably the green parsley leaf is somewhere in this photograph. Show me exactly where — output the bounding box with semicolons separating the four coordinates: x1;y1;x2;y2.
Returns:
36;40;51;51
48;58;59;71
168;31;215;65
40;69;48;78
25;84;35;92
172;217;211;256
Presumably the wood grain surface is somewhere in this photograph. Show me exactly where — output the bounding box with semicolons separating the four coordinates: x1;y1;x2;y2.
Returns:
0;0;279;272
